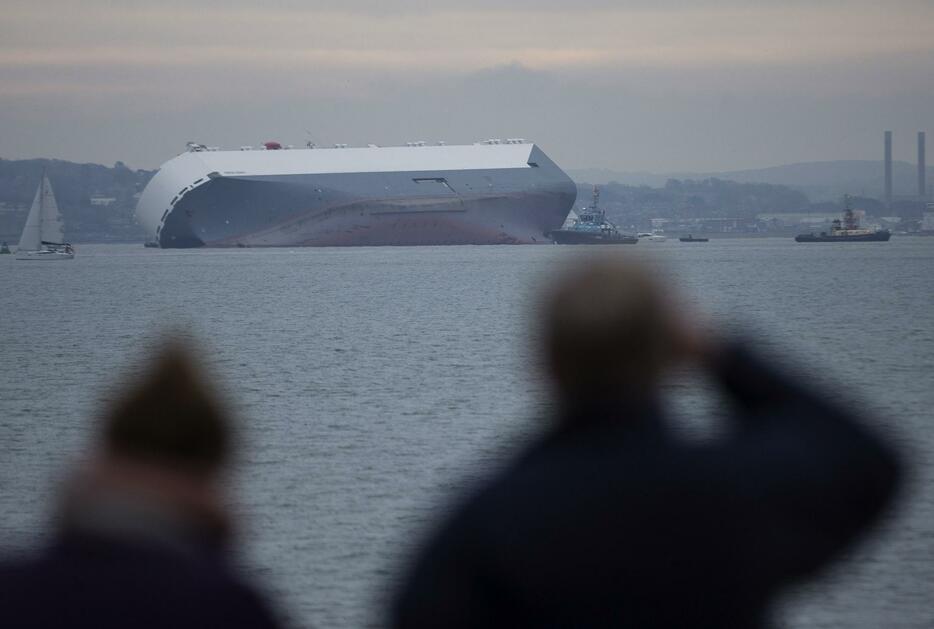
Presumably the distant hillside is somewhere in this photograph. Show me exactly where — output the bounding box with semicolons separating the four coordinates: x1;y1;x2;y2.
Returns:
574;177;921;234
570;160;934;201
577;178;815;229
0;158;154;242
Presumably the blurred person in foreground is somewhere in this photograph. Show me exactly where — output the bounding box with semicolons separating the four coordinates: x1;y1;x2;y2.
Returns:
391;255;902;628
0;343;282;629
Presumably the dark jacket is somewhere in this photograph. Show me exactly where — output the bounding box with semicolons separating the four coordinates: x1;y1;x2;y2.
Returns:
0;515;281;628
391;346;902;628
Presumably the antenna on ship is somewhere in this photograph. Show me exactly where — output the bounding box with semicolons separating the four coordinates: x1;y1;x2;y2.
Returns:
843;194;857;230
590;185;600;211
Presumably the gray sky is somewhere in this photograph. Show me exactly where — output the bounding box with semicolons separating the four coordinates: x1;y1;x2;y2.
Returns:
1;0;932;172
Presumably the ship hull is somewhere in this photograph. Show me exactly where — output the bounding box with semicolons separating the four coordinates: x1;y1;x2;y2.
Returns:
136;144;576;248
795;231;891;242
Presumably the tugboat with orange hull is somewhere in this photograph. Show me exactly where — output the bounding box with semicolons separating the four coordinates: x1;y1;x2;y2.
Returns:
547;186;638;245
796;196;890;242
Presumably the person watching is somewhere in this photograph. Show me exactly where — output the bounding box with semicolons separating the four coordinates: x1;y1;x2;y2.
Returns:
391;254;902;629
0;342;283;629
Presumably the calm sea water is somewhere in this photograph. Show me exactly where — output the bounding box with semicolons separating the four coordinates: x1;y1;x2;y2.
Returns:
1;238;932;628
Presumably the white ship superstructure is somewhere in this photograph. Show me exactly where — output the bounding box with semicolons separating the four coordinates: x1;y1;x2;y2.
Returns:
136;141;576;248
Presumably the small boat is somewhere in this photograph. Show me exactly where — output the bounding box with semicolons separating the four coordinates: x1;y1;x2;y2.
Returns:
637;230;666;242
795;196;890;243
16;174;74;260
143;241;160;248
679;235;709;242
547;186;638;244
0;242;10;254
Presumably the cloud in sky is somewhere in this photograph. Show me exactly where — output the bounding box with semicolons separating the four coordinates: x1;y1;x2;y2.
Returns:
1;1;932;171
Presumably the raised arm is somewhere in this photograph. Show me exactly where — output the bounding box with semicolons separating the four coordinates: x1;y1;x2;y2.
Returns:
710;343;903;582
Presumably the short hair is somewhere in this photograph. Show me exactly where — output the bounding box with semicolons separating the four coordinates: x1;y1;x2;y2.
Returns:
102;341;231;475
541;255;679;402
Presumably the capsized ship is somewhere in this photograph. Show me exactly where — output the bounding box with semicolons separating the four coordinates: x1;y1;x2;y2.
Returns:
136;140;576;248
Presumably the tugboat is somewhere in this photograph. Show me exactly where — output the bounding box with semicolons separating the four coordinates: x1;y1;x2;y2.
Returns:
795;196;890;242
679;234;708;242
547;186;637;244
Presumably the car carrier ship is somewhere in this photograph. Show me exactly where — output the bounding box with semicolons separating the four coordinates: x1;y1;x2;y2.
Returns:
136;140;576;248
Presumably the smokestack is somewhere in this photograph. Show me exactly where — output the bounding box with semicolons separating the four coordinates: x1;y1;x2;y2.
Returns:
884;130;893;206
919;132;927;199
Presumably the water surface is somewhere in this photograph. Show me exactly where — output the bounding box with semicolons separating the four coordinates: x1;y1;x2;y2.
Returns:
1;238;931;628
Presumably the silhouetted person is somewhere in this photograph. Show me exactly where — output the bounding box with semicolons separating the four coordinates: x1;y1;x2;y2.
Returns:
391;256;902;628
0;343;282;629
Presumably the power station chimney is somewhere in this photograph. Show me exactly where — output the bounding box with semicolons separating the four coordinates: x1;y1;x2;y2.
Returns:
919;131;927;199
884;130;893;206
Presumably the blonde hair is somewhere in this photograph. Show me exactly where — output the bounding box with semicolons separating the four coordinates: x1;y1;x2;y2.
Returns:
542;254;679;402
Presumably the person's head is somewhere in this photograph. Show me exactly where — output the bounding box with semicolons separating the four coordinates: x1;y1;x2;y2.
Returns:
101;340;232;479
541;254;686;406
60;340;236;544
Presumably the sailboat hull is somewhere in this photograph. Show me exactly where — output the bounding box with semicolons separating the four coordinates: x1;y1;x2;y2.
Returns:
15;250;74;260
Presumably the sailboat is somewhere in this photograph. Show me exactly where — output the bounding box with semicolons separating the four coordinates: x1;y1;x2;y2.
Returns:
16;174;74;260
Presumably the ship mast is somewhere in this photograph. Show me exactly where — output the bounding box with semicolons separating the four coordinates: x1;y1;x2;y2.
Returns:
842;194;860;230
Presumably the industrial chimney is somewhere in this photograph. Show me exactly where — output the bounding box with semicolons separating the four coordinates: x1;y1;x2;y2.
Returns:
884;130;893;206
919;132;927;199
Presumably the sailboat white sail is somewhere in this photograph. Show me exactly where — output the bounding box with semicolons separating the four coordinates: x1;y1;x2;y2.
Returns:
16;174;74;260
